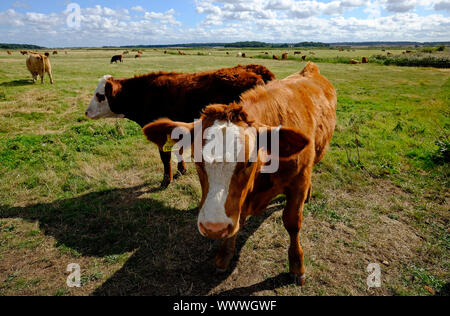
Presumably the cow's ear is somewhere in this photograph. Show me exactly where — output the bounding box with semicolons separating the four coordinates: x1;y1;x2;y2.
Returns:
104;79;121;99
258;126;310;159
143;119;194;150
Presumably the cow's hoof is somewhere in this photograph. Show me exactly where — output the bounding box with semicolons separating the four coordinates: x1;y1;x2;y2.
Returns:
160;177;171;188
215;267;228;274
291;273;306;286
173;171;185;180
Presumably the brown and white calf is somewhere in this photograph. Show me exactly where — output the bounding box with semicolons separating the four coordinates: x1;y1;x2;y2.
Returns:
143;62;337;284
86;65;275;187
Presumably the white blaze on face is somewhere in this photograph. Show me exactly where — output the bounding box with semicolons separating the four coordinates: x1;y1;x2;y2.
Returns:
197;120;244;233
85;75;124;120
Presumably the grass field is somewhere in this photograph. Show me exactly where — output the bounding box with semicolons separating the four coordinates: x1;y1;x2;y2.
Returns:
0;48;448;296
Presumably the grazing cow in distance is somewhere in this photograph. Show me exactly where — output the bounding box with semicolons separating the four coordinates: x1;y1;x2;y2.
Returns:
135;54;142;59
241;53;246;58
362;57;369;63
26;53;54;84
294;51;301;55
7;51;11;55
53;51;58;55
85;64;275;187
282;53;288;60
178;50;186;55
138;50;143;54
405;50;412;54
110;55;123;64
164;50;168;54
302;55;307;61
123;51;129;55
142;62;337;285
387;52;393;56
20;50;28;55
273;55;280;60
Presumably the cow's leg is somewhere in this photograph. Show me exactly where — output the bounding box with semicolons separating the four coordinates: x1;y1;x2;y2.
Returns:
48;72;54;84
214;216;246;272
214;235;237;273
176;148;187;176
305;183;312;204
40;72;44;84
159;150;173;188
283;179;310;286
32;73;37;83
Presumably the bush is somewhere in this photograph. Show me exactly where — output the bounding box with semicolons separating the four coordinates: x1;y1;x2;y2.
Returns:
432;139;450;164
372;54;450;68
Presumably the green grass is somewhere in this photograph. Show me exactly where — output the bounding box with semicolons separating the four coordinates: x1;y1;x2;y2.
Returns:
0;48;448;296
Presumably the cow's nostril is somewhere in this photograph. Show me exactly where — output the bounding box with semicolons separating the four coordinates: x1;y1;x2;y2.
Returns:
203;222;229;233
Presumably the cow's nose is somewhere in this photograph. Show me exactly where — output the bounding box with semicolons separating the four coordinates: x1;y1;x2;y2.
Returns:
199;222;231;239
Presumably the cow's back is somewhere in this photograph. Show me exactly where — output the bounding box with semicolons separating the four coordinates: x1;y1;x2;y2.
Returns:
243;62;337;164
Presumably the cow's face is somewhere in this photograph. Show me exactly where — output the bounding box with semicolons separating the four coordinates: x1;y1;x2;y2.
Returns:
143;116;310;240
195;119;257;239
86;75;124;119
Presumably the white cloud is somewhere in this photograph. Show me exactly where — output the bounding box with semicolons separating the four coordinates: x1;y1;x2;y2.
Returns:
434;0;450;12
131;6;146;12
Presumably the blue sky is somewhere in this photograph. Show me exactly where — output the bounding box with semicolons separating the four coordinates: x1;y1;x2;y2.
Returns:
0;0;449;47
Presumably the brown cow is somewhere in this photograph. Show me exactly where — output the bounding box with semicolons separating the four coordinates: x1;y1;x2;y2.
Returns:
20;50;28;55
85;64;275;187
110;55;123;64
282;53;288;60
302;55;307;61
143;62;337;285
294;51;301;55
362;57;369;63
178;50;186;55
387;52;393;56
135;54;142;58
138;50;143;54
26;53;54;84
7;50;11;55
53;50;58;55
273;55;279;60
164;50;168;54
241;53;246;58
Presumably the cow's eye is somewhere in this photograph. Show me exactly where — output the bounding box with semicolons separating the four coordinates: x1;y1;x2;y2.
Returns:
96;93;106;102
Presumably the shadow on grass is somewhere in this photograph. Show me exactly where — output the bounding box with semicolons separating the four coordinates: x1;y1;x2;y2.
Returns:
0;184;285;296
0;79;34;87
